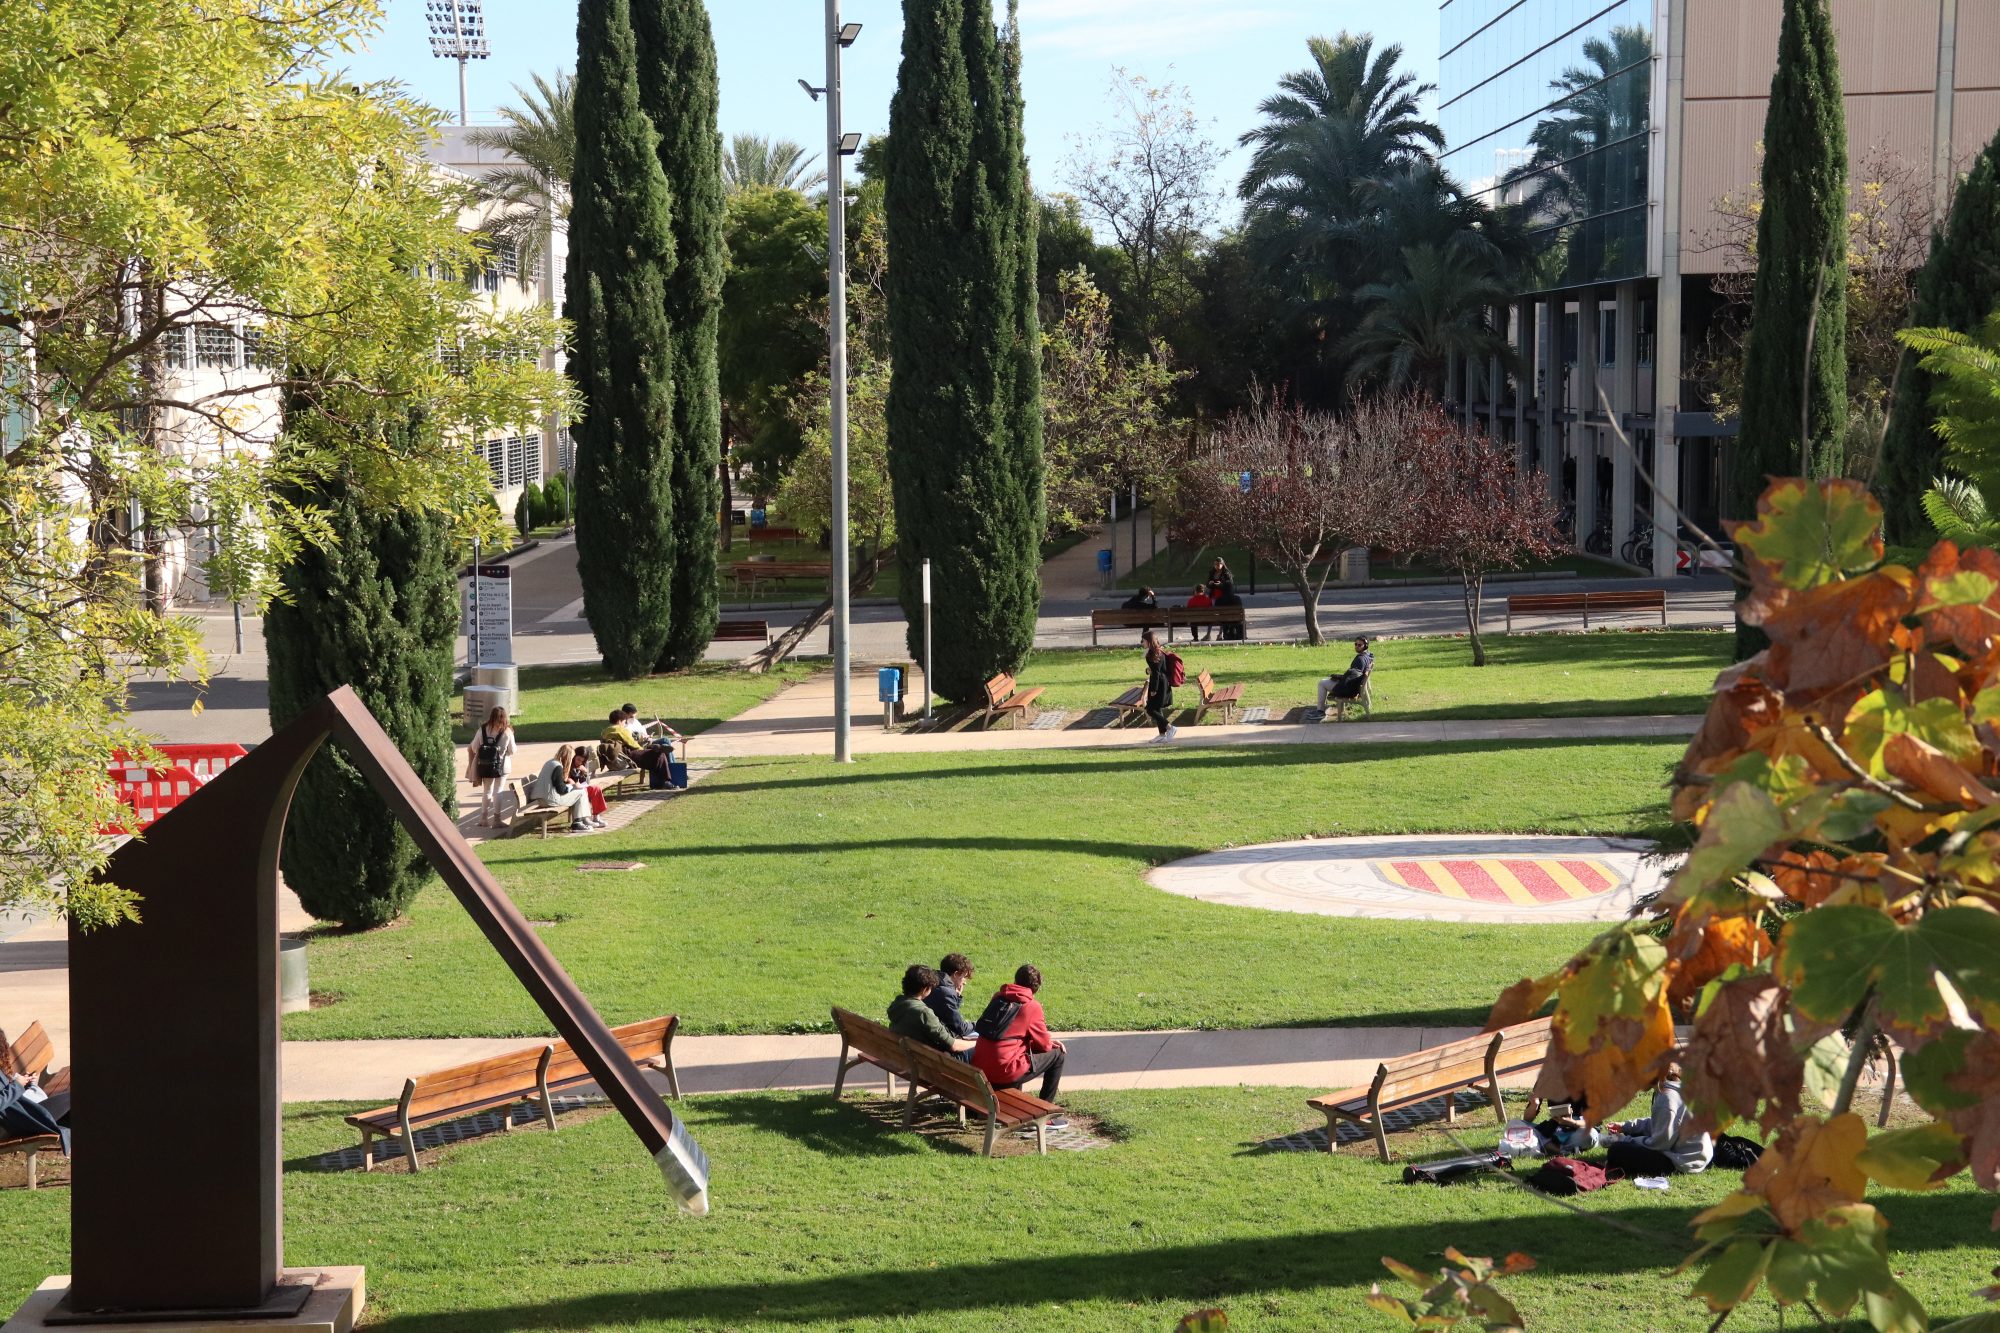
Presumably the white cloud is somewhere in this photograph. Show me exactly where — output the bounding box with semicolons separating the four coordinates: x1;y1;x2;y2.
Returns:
1015;0;1293;57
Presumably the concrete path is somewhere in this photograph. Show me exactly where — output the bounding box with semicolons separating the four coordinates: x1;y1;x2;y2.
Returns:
696;673;1702;759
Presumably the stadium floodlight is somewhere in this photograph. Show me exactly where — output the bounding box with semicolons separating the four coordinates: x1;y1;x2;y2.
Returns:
426;0;491;125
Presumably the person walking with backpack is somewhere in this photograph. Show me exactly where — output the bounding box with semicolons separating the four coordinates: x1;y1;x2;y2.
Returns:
1141;628;1182;742
466;705;517;827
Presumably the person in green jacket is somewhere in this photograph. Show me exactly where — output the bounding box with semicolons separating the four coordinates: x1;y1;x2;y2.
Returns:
889;965;976;1063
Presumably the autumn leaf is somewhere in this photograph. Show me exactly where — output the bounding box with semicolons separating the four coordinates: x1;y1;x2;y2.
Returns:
1682;973;1804;1132
1758;569;1915;710
1664;783;1792;910
1881;731;2000;807
1537;934;1677;1120
1844;687;1982;779
1176;1310;1229;1332
1745;1114;1870;1234
1778;905;2000;1032
1901;1029;2000;1194
1917;541;2000;658
1485;972;1560;1032
1731;478;1884;590
1667;914;1774;1010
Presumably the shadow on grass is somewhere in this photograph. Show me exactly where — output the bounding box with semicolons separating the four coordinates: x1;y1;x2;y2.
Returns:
360;1189;1997;1331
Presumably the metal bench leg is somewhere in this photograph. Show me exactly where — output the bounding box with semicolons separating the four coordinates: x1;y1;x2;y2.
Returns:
401;1107;420;1174
1036;1120;1048;1155
25;1148;37;1191
982;1119;999;1158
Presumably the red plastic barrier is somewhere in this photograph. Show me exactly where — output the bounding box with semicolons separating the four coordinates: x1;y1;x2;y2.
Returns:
105;744;250;832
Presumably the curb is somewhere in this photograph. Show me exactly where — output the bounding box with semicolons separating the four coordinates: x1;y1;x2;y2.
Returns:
1086;570;1593;603
719;597;900;613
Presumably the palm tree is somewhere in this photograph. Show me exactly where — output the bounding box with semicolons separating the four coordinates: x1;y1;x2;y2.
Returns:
1339;233;1518;396
1503;26;1653;226
464;71;574;275
721;134;826;195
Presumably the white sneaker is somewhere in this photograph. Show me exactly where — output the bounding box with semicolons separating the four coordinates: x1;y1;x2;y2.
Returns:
1163;726;1179;742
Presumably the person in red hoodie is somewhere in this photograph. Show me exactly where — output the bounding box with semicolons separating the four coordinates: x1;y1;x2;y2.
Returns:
970;964;1068;1126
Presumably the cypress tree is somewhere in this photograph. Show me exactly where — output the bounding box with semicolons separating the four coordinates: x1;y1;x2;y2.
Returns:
1878;123;2000;544
265;418;458;930
1731;0;1848;516
569;0;678;677
885;0;1043;701
633;0;725;669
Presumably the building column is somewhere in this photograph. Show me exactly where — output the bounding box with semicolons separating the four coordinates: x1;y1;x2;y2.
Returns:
1575;288;1601;553
1651;0;1689;577
1487;318;1503;439
1611;281;1639;561
1515;298;1535;472
1538;299;1559;507
1933;0;1960;225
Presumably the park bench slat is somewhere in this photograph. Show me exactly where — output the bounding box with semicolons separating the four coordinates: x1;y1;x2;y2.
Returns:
344;1015;679;1173
1194;670;1243;724
980;673;1043;730
1089;605;1245;646
713;619;771;643
1305;1017;1553;1162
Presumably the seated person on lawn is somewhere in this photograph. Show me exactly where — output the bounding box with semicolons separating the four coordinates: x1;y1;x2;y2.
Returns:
971;964;1068;1123
1602;1061;1712;1175
925;953;977;1039
889;965;975;1062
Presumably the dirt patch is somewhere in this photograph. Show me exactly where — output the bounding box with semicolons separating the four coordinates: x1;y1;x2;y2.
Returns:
845;1095;1112;1156
0;1148;69;1191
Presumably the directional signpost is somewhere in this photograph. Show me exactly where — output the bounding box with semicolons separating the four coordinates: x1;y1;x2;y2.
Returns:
461;563;514;667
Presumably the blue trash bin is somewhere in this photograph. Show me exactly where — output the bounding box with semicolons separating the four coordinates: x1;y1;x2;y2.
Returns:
877;668;902;704
1096;549;1114;576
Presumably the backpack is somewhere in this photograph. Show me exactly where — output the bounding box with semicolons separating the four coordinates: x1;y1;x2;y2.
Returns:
1402;1151;1507;1185
1713;1133;1764;1170
475;728;504;780
973;994;1024;1042
1164;652;1186;687
1527;1156;1611;1196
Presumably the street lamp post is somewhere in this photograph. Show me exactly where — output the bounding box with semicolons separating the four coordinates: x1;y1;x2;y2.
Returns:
424;1;490;126
808;10;863;762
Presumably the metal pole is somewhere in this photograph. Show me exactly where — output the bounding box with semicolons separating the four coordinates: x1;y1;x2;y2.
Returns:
471;536;482;672
1129;481;1138;574
922;558;933;722
826;0;852;763
457;56;469;126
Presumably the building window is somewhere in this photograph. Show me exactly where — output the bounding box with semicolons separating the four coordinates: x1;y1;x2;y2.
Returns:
478;436;505;488
467;259;500;294
438;341;469;376
163;326;190;370
195;323;239;370
240;325;279;371
519;434;542;485
557;427;574;474
499;243;520;281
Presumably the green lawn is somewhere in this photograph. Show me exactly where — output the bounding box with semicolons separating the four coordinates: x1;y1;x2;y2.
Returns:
3;1089;1987;1331
457;660;817;747
288;739;1680;1041
1118;541;1637;590
1023;631;1727;722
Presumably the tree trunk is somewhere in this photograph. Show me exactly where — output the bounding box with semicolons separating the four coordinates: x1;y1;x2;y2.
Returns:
719;453;734;552
1292;569;1322;646
1462;570;1488;666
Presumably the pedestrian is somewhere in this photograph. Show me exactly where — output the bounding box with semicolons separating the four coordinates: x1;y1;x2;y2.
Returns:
1206;557;1233;600
971;964;1068;1123
466;705;516;827
1141;627;1180;742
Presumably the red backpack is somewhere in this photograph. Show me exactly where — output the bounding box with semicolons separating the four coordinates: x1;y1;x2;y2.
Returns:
1164;652;1186;687
1529;1156;1612;1196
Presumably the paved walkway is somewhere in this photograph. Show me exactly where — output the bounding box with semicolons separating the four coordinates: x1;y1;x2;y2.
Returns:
696;673;1701;758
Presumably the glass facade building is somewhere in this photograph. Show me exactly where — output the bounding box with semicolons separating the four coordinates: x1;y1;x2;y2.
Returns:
1440;0;1654;290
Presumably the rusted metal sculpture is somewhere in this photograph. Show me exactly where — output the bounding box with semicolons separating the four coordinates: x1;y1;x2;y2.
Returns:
59;687;705;1321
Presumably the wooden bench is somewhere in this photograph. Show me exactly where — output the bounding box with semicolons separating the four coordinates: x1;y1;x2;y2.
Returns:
501;777;576;839
1321;665;1377;721
1;1022;69;1190
731;560;830;596
713;618;771;644
979;672;1044;730
595;767;646;802
346;1015;680;1173
747;526;802;544
830;1007;1061;1157
1088;605;1245;646
1194;670;1242;724
1306;1017;1554;1162
1504;589;1666;632
1107;684;1150;727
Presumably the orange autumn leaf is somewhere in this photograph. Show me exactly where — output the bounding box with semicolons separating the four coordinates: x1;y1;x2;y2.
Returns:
1486;972;1560;1032
1759;570;1915;711
1917;542;2000;659
1667;915;1774;1010
1744;1113;1870;1234
1881;731;2000;808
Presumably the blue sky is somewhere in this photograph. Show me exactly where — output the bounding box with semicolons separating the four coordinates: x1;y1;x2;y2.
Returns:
342;1;1438;228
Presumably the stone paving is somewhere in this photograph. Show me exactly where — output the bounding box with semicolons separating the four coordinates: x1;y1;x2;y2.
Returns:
1148;834;1670;924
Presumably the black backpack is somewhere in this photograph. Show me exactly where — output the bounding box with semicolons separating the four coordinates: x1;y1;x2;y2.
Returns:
1713;1133;1764;1170
973;995;1023;1042
476;729;504;779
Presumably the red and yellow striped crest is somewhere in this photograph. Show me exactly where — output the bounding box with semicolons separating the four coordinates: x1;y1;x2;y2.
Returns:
1374;857;1620;905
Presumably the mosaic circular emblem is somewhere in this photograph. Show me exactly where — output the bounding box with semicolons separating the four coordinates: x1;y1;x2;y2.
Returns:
1146;835;1671;923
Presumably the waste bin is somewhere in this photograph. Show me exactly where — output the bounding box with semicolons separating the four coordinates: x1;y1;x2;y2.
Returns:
1097;548;1114;585
279;937;310;1014
463;684;507;726
472;663;519;712
1338;546;1371;584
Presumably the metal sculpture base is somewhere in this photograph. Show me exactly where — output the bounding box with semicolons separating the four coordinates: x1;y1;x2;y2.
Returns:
3;1269;361;1332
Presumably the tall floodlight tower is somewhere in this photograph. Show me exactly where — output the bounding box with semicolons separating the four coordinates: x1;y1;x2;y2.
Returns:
426;0;490;126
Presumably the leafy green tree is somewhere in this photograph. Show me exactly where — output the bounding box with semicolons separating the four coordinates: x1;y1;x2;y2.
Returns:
1731;0;1848;514
1880;124;2000;543
568;0;679;677
1905;313;2000;544
634;0;724;669
0;0;566;924
515;482;541;534
266;416;458;930
465;70;574;275
885;0;1043;702
720;186;828;487
1340;234;1517;396
722;134;825;194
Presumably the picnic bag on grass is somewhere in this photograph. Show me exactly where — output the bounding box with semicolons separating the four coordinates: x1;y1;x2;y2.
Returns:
1165;652;1186;687
1712;1133;1764;1170
1527;1156;1612;1196
475;728;504;780
1402;1152;1508;1185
